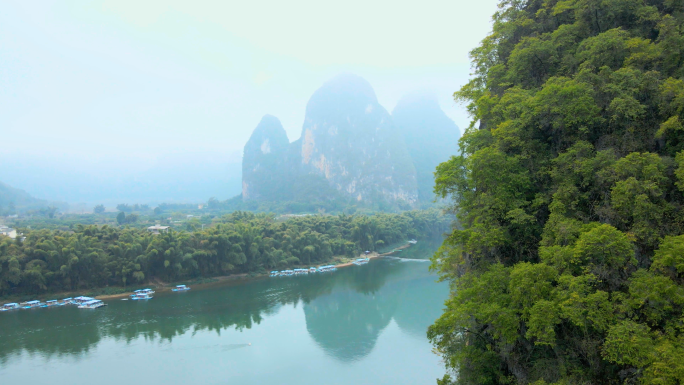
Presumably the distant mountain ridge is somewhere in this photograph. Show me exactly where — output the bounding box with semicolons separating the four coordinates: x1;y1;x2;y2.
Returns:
0;181;49;212
240;74;460;209
392;94;461;202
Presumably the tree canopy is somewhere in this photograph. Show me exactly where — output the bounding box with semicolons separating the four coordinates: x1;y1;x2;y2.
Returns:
0;210;448;297
429;0;684;384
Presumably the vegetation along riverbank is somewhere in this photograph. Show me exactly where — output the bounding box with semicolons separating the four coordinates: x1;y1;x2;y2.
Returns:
0;209;449;300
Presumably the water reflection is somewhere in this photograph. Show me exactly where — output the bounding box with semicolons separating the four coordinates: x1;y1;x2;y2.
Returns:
0;250;447;366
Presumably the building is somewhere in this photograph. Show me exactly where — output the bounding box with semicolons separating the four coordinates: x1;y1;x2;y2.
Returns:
0;226;17;239
147;225;170;235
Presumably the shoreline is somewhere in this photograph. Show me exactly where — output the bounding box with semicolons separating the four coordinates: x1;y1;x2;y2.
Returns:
2;241;417;303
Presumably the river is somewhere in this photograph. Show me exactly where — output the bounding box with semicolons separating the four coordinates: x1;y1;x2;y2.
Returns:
0;242;449;385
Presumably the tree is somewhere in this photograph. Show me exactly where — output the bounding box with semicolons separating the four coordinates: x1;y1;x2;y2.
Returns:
93;204;105;214
124;213;139;224
116;212;126;225
0;210;448;297
207;197;220;210
429;1;684;384
116;204;132;213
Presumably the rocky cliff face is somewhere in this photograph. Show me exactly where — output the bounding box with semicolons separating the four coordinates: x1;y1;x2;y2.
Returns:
392;95;460;203
298;74;417;205
242;75;465;209
241;115;291;201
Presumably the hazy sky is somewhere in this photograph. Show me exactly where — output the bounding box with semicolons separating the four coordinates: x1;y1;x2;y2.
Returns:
1;0;499;204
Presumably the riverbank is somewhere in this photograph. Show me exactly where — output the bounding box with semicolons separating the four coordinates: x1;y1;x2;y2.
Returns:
100;241;416;299
1;241;418;303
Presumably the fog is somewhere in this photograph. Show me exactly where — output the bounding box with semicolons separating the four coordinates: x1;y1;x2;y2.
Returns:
0;0;498;208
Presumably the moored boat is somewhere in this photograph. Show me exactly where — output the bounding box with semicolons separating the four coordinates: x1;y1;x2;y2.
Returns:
317;265;337;272
45;300;62;307
130;288;155;298
172;285;190;292
0;303;20;312
131;292;153;300
78;299;106;309
22;300;44;309
73;296;96;305
270;271;280;277
353;257;370;266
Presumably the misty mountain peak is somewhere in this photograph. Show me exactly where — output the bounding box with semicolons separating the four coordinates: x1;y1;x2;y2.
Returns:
304;74;380;122
242;115;290;200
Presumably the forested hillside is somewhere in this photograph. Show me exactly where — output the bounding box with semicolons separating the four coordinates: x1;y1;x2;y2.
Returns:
429;0;684;384
0;210;448;297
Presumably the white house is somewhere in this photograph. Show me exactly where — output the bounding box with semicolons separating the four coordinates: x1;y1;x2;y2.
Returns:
147;225;170;234
0;226;17;239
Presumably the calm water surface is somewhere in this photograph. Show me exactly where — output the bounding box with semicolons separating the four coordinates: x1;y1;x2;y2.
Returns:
0;245;449;385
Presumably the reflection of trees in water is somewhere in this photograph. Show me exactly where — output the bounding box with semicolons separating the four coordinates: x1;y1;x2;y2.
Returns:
0;308;102;365
0;256;447;365
0;275;338;363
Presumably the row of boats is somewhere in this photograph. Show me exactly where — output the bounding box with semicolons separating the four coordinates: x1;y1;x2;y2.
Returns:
270;258;371;277
270;265;338;277
127;285;190;300
1;285;191;311
1;296;106;311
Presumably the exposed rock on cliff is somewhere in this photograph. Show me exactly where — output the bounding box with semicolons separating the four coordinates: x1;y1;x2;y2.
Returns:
240;75;432;209
392;94;460;203
298;74;418;205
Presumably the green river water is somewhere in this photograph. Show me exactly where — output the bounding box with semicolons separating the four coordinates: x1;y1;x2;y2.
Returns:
0;243;449;385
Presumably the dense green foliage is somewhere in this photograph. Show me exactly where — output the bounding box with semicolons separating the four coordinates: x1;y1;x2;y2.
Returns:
0;210;448;297
429;1;684;384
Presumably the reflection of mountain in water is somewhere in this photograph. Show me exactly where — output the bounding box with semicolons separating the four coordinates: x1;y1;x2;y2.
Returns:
304;285;400;362
392;274;449;339
303;257;448;362
0;246;448;365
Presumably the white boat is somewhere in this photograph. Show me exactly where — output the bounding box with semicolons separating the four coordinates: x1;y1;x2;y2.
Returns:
45;300;63;307
270;271;280;277
309;267;317;273
0;303;20;312
73;296;96;305
131;292;153;300
353;258;370;266
21;300;44;309
78;300;106;309
408;239;418;244
172;285;190;292
130;288;155;298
